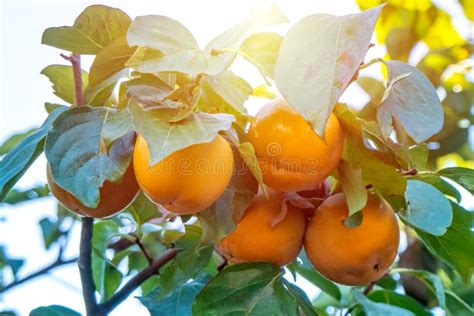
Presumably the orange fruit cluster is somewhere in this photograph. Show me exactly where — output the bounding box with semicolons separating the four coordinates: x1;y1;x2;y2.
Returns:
47;98;399;285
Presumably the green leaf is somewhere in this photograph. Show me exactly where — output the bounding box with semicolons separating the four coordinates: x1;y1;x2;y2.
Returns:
102;263;123;300
236;142;266;192
338;161;368;218
119;73;173;109
353;290;415;316
204;71;252;113
283;280;318;316
0;246;25;279
126;47;223;76
126;16;221;75
414;174;461;202
84;36;136;106
445;290;474;316
401;180;452;236
45;106;134;208
378;61;443;143
205;4;287;57
408;144;429;170
88;36;136;87
357;77;385;105
174;225;203;250
127;15;198;54
30;305;81;316
159;245;213;298
335;105;407;210
0;107;66;200
127;5;287;76
274;5;383;136
41;65;89;105
128;101;234;165
438;167;473;194
199;146;257;243
198;83;250;129
125;192;161;227
42;27;103;55
0;129;37;155
1;185;50;205
295;251;342;302
392;268;446;309
193;262;298;315
368;290;431;316
240;32;283;80
198;191;232;242
139;276;210;316
92;220;121;301
41;5;131;54
39;217;64;250
45;103;67;114
417;202;474;284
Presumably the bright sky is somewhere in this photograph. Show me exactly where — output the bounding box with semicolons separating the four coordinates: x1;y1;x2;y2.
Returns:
0;0;471;315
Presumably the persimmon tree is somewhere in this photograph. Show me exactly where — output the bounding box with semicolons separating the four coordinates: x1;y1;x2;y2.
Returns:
0;1;473;315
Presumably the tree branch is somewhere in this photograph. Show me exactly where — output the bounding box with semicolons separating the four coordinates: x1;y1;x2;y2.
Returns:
100;248;179;313
135;237;153;265
1;217;77;294
0;257;78;293
79;217;100;315
60;53;83;106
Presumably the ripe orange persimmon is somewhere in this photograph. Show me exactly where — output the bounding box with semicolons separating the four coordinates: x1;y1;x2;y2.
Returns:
217;191;306;266
248;99;344;192
47;164;139;218
133;135;233;215
304;193;399;285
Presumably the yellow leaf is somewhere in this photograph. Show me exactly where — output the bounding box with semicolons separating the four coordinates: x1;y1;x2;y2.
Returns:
89;36;136;87
423;11;465;49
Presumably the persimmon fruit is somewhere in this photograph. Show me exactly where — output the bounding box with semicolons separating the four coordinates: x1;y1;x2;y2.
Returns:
133;135;233;215
47;164;139;218
304;193;399;285
248;99;344;192
217;191;307;266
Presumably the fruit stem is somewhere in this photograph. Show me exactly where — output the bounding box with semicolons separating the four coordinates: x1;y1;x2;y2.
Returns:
359;58;383;70
363;280;376;295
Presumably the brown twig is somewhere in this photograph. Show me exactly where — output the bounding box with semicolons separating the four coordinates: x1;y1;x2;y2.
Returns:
100;248;180;313
0;257;78;293
135;237;153;265
60;53;83;106
363;280;376;295
217;258;228;272
401;168;418;176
